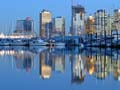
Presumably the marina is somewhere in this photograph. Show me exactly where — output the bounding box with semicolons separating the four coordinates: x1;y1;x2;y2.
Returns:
1;31;120;48
0;0;120;90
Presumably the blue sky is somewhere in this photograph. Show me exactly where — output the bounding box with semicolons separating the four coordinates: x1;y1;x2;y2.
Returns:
0;0;120;34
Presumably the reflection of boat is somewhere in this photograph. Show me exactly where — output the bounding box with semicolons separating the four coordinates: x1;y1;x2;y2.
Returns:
29;46;48;53
55;42;65;48
55;42;65;46
79;43;84;48
0;46;48;55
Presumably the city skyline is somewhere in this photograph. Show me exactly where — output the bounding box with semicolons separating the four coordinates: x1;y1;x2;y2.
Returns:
0;1;120;90
0;0;120;34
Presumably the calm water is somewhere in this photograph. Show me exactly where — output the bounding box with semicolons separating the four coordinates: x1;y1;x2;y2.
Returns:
0;46;120;90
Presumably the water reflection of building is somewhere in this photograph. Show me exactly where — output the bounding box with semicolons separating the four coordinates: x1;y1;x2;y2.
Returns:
39;51;51;79
113;60;120;80
111;53;120;81
1;47;120;82
38;48;120;81
85;56;95;75
14;51;34;72
0;50;15;56
84;49;111;80
94;56;110;79
84;49;120;81
71;54;86;84
39;50;65;79
50;53;65;73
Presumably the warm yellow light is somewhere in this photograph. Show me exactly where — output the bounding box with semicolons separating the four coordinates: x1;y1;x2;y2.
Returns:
89;66;95;75
41;65;51;79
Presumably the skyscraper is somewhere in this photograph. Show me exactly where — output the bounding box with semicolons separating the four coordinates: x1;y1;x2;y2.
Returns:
52;17;65;37
114;9;120;22
85;16;95;34
114;9;120;30
71;5;86;36
94;10;108;35
45;22;52;39
106;15;114;35
40;10;52;39
15;17;34;33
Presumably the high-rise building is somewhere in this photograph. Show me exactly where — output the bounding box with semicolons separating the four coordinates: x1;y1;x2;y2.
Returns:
71;5;86;36
85;16;95;34
40;10;52;39
114;9;120;30
15;17;34;33
106;15;114;35
45;22;52;39
52;17;65;37
94;10;108;35
114;9;120;22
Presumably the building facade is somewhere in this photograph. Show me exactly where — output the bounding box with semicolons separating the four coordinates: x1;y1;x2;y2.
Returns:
15;17;34;33
40;10;52;39
52;17;65;37
106;15;114;35
94;10;108;35
85;16;96;34
71;5;86;36
114;9;120;30
45;22;52;39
